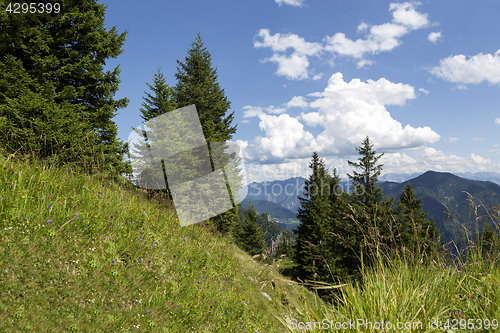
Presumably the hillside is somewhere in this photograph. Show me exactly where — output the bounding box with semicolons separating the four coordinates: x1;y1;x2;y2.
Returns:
0;154;317;332
379;171;500;246
1;157;499;332
237;206;295;247
245;177;306;214
240;199;296;219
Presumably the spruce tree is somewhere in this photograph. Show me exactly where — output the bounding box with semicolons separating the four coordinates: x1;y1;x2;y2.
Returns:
0;0;130;178
346;137;393;265
130;67;177;196
173;32;241;233
294;152;334;283
347;136;385;209
478;223;500;261
236;201;266;256
395;182;440;261
232;206;247;248
174;32;236;143
323;168;359;284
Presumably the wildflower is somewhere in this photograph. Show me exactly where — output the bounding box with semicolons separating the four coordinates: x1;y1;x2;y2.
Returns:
198;282;201;284
98;191;101;194
138;259;141;263
112;260;116;263
146;310;150;314
47;220;51;223
10;154;15;158
152;244;155;248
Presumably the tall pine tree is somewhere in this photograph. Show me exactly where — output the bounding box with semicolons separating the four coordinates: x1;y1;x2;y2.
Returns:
173;32;241;233
0;0;131;178
395;182;440;261
294;152;335;283
347;136;385;210
346;137;394;266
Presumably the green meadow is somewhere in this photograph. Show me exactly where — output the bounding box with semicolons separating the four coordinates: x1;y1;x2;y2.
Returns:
1;152;499;332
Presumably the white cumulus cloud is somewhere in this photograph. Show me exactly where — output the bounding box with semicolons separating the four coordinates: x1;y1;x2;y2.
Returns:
495;117;500;125
323;2;430;66
428;31;442;44
390;2;429;29
275;0;305;7
241;113;320;163
312;73;323;80
240;73;440;162
431;50;500;85
286;96;309;109
255;2;433;78
254;29;322;80
242;106;265;118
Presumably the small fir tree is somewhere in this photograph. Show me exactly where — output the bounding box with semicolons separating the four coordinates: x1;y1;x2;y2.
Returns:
238;201;266;256
395;182;440;261
130;67;177;197
478;223;500;261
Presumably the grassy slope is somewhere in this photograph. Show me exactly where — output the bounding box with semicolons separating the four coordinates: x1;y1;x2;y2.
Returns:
1;153;500;332
0;154;316;332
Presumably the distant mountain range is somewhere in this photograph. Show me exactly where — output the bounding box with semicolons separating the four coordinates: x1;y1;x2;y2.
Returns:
244;177;306;215
379;171;500;246
378;172;500;185
242;171;500;248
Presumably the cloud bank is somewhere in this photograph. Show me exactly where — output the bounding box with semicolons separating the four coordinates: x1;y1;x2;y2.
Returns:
239;73;440;163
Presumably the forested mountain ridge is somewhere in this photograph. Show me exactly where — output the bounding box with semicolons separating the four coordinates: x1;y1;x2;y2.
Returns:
245;177;306;214
243;171;500;247
379;171;500;245
237;206;296;247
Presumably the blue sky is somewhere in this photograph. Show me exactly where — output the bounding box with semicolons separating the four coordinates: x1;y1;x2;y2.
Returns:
102;0;500;183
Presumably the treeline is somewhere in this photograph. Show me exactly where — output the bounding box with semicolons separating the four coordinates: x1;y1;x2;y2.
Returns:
293;138;442;301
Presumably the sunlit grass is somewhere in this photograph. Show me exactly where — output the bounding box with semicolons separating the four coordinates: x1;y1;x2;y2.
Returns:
276;199;500;333
1;150;499;332
0;152;308;332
